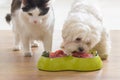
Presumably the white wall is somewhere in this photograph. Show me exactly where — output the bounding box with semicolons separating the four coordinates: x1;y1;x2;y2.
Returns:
0;0;120;30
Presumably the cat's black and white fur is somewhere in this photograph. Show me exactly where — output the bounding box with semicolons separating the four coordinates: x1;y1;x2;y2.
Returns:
6;0;55;57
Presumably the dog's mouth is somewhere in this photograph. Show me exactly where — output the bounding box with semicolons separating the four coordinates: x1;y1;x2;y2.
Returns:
72;51;85;54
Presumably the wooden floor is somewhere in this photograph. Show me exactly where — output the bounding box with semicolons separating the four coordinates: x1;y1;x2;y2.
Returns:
0;30;120;80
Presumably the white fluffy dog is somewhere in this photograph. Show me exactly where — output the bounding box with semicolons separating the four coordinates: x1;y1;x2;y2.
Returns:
61;0;111;60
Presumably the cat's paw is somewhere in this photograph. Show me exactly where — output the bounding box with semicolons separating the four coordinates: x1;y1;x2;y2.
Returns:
13;46;20;51
24;52;33;57
31;43;38;47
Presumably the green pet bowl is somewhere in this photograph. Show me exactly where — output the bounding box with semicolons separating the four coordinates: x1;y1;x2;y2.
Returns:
37;55;103;71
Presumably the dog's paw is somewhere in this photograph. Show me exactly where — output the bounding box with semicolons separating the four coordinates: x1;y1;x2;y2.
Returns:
99;54;108;60
24;52;33;57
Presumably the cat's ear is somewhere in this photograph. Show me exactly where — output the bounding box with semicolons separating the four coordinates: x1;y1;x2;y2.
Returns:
46;0;55;7
21;0;27;6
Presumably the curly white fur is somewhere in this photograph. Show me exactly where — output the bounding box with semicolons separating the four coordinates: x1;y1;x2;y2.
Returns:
61;0;111;60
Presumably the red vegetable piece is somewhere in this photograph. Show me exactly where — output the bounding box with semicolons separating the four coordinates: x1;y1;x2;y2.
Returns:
49;52;56;58
55;50;64;55
79;53;93;58
49;50;67;58
72;52;93;58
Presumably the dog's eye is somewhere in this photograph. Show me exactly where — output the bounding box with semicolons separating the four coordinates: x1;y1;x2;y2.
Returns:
75;38;81;42
86;42;91;45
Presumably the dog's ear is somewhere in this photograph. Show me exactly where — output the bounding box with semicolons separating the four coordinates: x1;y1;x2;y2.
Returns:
60;42;65;49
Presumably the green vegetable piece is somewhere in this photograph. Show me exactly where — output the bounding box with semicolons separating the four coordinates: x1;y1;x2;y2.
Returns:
42;51;49;57
89;50;98;56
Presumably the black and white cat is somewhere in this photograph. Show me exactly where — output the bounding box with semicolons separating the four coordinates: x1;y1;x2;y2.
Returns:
5;0;55;57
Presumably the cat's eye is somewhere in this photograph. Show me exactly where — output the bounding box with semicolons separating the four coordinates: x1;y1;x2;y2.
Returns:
38;13;41;16
38;13;44;16
28;13;33;16
75;38;81;42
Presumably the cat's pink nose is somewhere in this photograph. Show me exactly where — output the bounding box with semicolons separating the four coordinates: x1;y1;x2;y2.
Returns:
34;20;37;24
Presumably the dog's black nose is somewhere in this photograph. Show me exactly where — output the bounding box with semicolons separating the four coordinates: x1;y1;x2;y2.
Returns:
78;47;84;52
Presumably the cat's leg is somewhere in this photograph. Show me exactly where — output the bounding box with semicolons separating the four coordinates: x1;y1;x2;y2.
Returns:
43;34;52;52
31;40;38;47
42;10;54;52
13;33;20;51
21;36;32;57
12;17;21;51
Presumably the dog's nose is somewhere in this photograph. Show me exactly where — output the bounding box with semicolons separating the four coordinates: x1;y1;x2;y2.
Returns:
78;47;84;52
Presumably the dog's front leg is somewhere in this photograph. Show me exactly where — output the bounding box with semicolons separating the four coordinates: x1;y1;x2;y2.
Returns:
94;30;110;60
21;37;32;57
43;34;52;52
